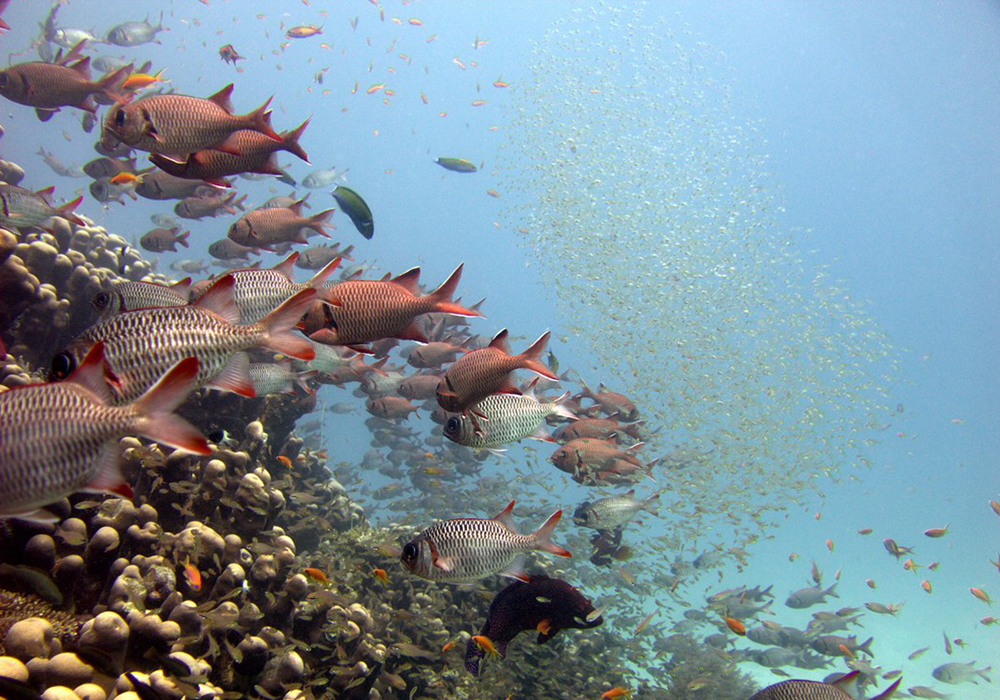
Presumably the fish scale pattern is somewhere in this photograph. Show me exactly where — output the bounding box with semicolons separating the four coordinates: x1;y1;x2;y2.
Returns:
100;281;188;314
749;681;851;700
446;393;558;448
78;306;260;402
0;384;133;513
229;269;306;324
439;347;519;409
114;94;249;154
414;518;533;583
326;280;425;344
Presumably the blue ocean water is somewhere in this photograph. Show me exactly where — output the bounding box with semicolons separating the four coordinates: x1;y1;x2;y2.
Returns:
1;1;997;697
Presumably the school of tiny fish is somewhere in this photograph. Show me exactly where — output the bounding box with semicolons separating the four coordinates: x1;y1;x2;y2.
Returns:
0;2;993;700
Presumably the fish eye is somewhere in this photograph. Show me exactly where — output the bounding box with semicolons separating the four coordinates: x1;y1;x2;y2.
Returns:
114;108;126;127
402;543;418;561
92;292;110;310
445;417;460;433
208;429;226;443
50;352;77;380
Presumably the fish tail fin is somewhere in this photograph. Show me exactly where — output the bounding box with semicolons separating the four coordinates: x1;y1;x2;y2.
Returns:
531;510;571;557
858;636;874;657
97;63;132;104
518;331;557;380
132;357;210;454
282;117;311;162
250;98;282;141
57;195;86;226
177;230;190;248
978;666;992;681
258;289;317;360
307;208;335;238
306;256;341;288
426;263;480;316
870;678;902;700
826;582;839;599
551;391;577;421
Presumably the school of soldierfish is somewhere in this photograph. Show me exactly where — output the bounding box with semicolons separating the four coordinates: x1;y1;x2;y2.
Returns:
0;2;995;699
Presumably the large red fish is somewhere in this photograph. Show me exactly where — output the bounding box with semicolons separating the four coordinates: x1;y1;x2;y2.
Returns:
0;43;130;120
102;83;280;156
302;264;481;350
436;329;557;413
149;119;310;187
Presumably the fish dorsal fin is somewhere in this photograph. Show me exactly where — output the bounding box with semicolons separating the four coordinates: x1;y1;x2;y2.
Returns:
492;500;516;530
69;56;91;78
273;252;298;279
831;670;861;697
67;342;114;404
192;274;239;324
289;197;308;216
488;329;510;354
207;84;235;113
34;185;55;203
170;277;192;297
391;267;421;294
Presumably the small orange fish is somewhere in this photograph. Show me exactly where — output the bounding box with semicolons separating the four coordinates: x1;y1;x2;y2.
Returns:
923;525;949;538
921;580;932;594
788;553;799;562
287;25;322;38
441;640;456;652
970;587;993;604
493;80;509;88
838;643;855;660
452;57;466;70
472;635;500;658
366;83;385;95
857;527;873;535
183;558;201;591
109;172;141;186
866;578;877;589
929;561;940;571
724;617;746;635
601;688;632;700
486;189;500;198
903;558;922;573
981;616;998;626
825;539;834;552
408;18;422;26
303;567;329;584
426;34;437;43
471;99;487;107
419;92;428;104
990;500;1000;517
123;69;166;90
372;568;388;583
276;455;292;468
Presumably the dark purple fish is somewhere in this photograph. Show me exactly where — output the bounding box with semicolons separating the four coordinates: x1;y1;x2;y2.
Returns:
464;575;603;675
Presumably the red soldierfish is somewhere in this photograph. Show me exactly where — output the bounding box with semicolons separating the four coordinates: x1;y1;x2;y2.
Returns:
436;329;557;413
0;343;209;522
303;264;481;349
149;118;310;187
0;48;131;120
102;83;280;156
226;197;333;249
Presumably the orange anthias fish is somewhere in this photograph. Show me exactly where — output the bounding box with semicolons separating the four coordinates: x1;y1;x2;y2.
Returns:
471;635;500;658
183;558;202;591
286;24;323;38
122;69;166;91
276;455;292;468
109;171;142;186
601;688;632;700
219;44;245;65
724;616;746;635
372;568;389;583
923;525;949;538
970;587;993;604
303;567;329;583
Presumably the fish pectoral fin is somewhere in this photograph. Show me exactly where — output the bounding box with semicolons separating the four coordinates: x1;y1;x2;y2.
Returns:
432;555;454;573
5;507;63;525
499;554;529;582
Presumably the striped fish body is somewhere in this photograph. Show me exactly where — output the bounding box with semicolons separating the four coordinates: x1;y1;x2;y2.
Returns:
444;392;570;448
102;85;278;155
749;674;905;700
400;502;570;584
0;184;83;229
54;278;315;403
398;374;442;400
93;278;191;316
436;329;556;412
0;344;207;519
248;362;312;396
149;120;309;184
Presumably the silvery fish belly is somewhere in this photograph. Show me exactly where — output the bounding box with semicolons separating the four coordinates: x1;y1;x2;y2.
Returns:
444;392;564;448
93;279;191;316
404;518;537;583
69;306;261;402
